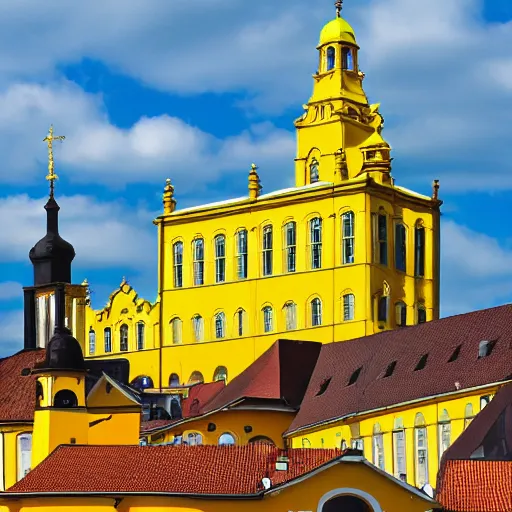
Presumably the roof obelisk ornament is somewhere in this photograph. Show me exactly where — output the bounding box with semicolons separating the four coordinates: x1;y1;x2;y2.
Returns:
43;125;65;199
335;0;343;17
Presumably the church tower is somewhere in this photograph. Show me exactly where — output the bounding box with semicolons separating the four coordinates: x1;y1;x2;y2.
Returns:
23;126;87;352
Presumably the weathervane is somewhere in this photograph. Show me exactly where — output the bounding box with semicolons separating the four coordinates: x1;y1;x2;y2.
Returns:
43;125;65;198
335;0;343;17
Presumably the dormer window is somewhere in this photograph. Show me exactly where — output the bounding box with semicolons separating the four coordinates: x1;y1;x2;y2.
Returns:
342;47;354;70
310;158;319;183
326;46;335;71
478;340;496;359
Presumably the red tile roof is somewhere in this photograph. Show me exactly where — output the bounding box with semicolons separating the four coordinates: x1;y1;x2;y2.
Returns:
288;305;512;435
140;419;180;434
436;460;512;511
0;349;45;422
181;380;226;417
7;444;344;495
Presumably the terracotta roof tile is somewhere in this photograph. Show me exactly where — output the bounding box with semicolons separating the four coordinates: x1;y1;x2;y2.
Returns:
288;305;512;434
140;419;180;434
7;445;344;495
182;380;226;417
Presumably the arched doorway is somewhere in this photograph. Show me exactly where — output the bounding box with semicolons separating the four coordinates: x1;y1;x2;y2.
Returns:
322;496;372;512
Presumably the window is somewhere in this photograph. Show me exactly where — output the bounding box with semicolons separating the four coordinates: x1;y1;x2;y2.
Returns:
372;424;385;470
395;302;407;327
215;312;226;339
342;47;354;70
478;340;496;359
284;301;297;330
137;322;145;350
310;158;320;183
415;225;425;277
351;438;364;451
284;221;296;272
393;419;406;480
17;433;32;481
343;293;355;321
120;324;128;352
171;318;182;344
187;432;203;446
214;235;226;283
309;217;322;269
192;315;203;342
88;328;95;355
188;371;204;385
480;395;491;410
438;409;451;461
218;433;236;446
317;377;332;396
464;403;474;429
395;222;407;272
341;211;355;264
236;229;248;279
104;327;112;353
448;344;462;362
373;213;388;265
263;306;273;333
414;413;429;488
262;225;273;276
378;296;388;323
311;298;322;326
193;238;204;286
384;361;397;378
236;309;246;336
417;304;427;324
173;241;183;287
348;367;362;386
169;373;180;387
326;46;335;70
415;353;429;371
213;366;228;382
302;438;312;448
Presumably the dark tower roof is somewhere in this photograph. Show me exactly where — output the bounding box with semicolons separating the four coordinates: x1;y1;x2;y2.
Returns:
33;327;85;373
29;196;75;286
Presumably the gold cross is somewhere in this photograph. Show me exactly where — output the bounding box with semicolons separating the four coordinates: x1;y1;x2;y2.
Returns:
335;0;343;17
43;125;65;198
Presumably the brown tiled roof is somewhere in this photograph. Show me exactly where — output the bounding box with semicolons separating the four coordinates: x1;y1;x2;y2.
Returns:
182;380;226;417
436;460;512;511
7;444;344;495
0;349;45;422
287;305;512;435
140;419;180;434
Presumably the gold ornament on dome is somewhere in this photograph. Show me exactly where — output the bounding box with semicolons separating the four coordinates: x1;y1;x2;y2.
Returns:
43;125;65;198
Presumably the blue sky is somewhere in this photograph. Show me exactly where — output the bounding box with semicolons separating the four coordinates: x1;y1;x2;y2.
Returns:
0;0;511;355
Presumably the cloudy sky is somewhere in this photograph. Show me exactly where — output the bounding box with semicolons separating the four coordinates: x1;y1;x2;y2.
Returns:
0;0;511;356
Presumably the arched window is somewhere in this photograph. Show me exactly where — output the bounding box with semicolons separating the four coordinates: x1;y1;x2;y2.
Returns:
311;298;322;326
17;434;32;481
249;436;275;446
130;375;154;390
218;432;236;446
343;293;355;321
213;366;228;382
372;423;385;470
378;296;388;323
192;315;203;342
236;229;248;279
284;301;297;330
173;241;183;288
104;327;112;353
188;371;204;385
342;47;354;70
186;432;203;446
464;403;474;429
214;235;226;283
395;302;407;327
262;225;273;276
309;217;322;269
262;306;273;333
373;213;388;265
395;222;407;272
322;495;372;512
214;312;226;339
193;238;204;286
417;303;427;324
415;224;425;277
169;373;180;387
54;389;78;408
137;322;145;350
393;418;406;480
439;409;451;460
88;327;95;355
326;46;335;71
414;413;429;488
341;211;355;264
310;157;320;183
284;221;296;273
236;309;246;337
302;438;311;448
120;324;129;352
171;318;183;344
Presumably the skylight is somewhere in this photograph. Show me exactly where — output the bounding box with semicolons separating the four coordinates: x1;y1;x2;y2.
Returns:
414;354;429;371
383;361;397;378
348;366;363;386
316;377;332;396
478;340;497;359
448;344;462;363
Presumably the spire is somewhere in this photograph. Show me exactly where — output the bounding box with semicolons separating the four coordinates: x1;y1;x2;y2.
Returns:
43;125;65;200
163;178;177;214
335;0;343;17
248;163;262;200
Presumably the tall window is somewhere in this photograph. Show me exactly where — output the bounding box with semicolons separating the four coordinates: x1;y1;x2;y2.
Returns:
326;46;335;71
188;371;204;385
171;318;182;344
373;213;388;265
417;304;427;324
414;413;429;488
213;366;228;382
120;324;128;352
173;241;183;288
343;293;355;321
88;328;95;355
342;211;355;264
464;403;474;429
378;296;388;323
236;309;246;336
284;302;297;330
169;373;180;387
310;158;319;183
309;217;322;269
236;230;248;279
393;419;406;480
415;225;425;277
17;433;32;481
311;298;322;326
215;312;226;339
104;327;112;353
263;306;273;333
395;222;407;272
192;315;203;342
342;47;354;70
262;225;273;276
137;322;145;350
395;302;407;327
372;423;385;470
284;221;296;273
214;235;226;283
439;409;451;462
193;238;204;286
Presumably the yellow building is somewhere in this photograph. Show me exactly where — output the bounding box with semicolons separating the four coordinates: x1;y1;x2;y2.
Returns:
85;4;442;391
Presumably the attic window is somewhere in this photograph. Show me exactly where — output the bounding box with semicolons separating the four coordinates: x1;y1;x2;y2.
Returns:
448;345;462;362
348;366;363;386
478;340;496;359
317;377;332;396
414;354;429;371
384;361;397;378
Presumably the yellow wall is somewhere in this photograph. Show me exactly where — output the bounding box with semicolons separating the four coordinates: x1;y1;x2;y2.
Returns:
0;426;32;491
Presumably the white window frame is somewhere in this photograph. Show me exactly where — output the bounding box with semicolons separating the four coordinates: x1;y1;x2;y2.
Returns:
309;217;322;269
215;312;225;339
193;238;205;286
284;221;296;273
343;294;355;321
262;226;273;276
263;306;273;333
311;298;322;326
341;211;355;264
173;241;183;287
171;318;182;344
236;230;248;279
214;235;226;283
17;433;32;481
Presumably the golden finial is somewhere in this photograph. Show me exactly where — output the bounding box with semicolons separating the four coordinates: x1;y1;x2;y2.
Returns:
248;163;262;200
163;178;177;214
335;0;343;17
432;179;440;201
43;125;65;199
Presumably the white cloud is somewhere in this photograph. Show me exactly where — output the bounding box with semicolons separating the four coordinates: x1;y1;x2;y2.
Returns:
0;282;22;301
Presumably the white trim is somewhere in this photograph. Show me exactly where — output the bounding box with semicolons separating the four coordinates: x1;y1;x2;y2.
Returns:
316;488;382;512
